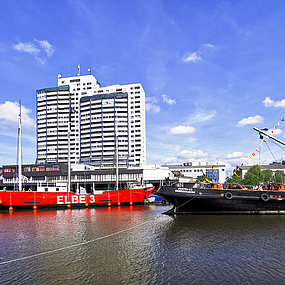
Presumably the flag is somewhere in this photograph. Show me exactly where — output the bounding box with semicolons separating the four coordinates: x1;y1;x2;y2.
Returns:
255;148;259;152
252;153;255;156
204;176;210;182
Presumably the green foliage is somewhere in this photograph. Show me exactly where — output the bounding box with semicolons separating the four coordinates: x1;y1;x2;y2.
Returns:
196;175;207;182
227;176;241;183
273;170;285;183
228;165;285;186
241;165;261;186
260;169;273;183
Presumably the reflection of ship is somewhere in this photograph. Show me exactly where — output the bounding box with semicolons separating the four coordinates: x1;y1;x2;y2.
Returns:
0;101;154;210
156;128;285;214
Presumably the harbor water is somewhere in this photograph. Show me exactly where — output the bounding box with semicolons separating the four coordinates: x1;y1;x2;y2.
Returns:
1;204;285;285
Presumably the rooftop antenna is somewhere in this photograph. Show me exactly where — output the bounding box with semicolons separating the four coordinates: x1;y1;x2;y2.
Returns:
88;68;91;75
77;64;80;76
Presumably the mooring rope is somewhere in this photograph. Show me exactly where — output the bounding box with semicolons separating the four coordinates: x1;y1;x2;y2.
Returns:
0;220;151;265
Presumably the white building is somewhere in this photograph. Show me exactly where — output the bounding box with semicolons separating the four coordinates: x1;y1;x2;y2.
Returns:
36;68;146;168
163;162;227;183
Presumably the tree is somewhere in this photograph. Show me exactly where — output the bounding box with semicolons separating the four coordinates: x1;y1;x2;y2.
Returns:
260;169;273;183
243;165;261;186
227;176;241;183
273;170;285;183
196;175;208;183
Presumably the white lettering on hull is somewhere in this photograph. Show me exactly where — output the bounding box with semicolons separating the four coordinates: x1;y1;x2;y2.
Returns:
57;195;95;205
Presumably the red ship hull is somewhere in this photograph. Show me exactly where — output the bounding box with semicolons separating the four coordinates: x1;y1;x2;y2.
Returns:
0;186;155;210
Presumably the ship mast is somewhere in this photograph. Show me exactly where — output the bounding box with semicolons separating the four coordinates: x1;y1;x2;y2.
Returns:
68;98;71;192
115;115;119;191
18;100;22;192
253;127;285;146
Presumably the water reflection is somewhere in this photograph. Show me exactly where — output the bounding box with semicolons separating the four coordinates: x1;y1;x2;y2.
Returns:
1;206;285;284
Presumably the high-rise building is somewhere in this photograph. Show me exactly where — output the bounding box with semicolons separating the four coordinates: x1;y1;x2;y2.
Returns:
36;69;146;168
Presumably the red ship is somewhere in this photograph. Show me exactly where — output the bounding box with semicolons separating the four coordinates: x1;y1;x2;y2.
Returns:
0;184;155;210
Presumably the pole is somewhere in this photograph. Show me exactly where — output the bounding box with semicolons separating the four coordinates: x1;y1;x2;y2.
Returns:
68;100;71;192
18;100;22;192
253;127;285;146
116;123;119;191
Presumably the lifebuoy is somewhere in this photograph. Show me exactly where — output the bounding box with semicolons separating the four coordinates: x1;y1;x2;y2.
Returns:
225;192;233;200
261;193;269;202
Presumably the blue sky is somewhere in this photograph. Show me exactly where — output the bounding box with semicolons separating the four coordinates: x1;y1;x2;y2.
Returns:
1;0;285;175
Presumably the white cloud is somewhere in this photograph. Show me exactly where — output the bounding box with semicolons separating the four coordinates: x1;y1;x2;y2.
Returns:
35;39;55;57
168;125;195;135
263;97;285;107
177;149;208;160
237;115;263;126
267;128;282;136
188;110;216;124
226;152;244;159
0;101;35;128
182;43;215;63
161;94;176;105
182;51;201;63
145;97;161;113
204;43;215;48
13;39;55;64
13;42;40;56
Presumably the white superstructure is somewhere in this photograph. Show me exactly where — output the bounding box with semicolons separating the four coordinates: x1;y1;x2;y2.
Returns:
36;68;146;168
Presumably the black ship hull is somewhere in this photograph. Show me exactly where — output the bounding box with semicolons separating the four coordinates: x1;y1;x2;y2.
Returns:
157;185;285;214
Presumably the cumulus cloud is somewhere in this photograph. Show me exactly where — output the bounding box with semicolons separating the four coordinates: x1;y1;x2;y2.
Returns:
168;125;195;135
145;97;161;113
177;149;208;160
0;101;35;128
263;97;285;107
226;152;244;159
267;128;282;136
237;115;263;126
13;39;55;64
161;94;176;105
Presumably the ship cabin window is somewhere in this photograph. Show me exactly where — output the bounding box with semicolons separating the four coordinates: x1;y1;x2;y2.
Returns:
56;188;59;191
45;188;48;192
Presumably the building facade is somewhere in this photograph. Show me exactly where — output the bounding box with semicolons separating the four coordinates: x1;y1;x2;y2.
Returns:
163;162;227;183
36;70;146;168
0;163;173;192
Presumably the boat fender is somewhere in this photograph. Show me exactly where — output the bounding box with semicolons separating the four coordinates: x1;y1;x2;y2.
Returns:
225;192;233;200
261;193;270;202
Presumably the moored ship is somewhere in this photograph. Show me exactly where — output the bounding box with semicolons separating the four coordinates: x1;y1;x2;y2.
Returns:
156;180;285;214
157;127;285;214
0;183;155;210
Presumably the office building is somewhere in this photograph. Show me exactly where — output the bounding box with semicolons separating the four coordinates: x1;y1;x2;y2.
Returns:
36;68;146;168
